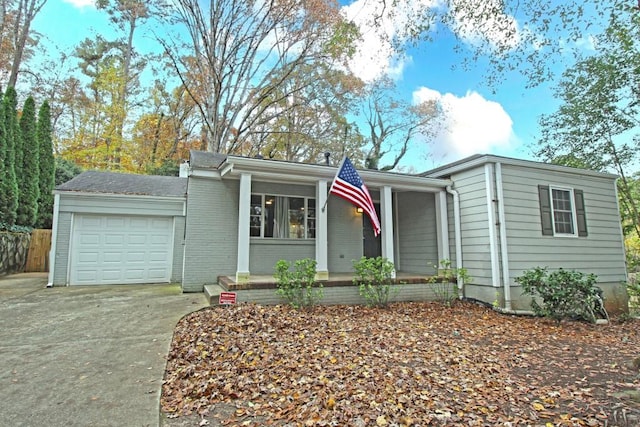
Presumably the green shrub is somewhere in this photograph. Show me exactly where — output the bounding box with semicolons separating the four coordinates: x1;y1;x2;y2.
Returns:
274;258;323;309
516;267;607;323
628;276;640;315
352;256;398;307
427;259;470;307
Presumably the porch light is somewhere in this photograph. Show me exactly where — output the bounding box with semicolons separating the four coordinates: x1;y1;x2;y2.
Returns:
356;207;363;214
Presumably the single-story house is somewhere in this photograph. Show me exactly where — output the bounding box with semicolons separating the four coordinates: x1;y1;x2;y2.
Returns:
48;150;629;312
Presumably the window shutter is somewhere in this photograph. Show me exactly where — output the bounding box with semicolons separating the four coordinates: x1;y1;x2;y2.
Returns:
538;185;553;236
574;189;588;237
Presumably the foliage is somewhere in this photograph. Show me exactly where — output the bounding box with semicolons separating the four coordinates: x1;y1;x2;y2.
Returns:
54;157;83;186
274;258;323;309
516;267;607;323
17;96;39;227
0;87;19;226
36;100;54;229
0;222;32;233
427;259;470;307
352;256;398;307
628;276;640;316
162;302;640;424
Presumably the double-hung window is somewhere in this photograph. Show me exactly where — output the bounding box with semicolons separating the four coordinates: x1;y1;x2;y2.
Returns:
250;194;316;239
538;185;587;237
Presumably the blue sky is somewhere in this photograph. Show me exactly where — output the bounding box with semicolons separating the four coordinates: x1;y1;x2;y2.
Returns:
34;0;594;170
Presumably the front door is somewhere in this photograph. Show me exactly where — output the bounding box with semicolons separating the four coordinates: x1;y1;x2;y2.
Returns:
363;203;381;258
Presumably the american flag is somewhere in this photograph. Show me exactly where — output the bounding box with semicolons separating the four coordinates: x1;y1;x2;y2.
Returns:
329;157;381;236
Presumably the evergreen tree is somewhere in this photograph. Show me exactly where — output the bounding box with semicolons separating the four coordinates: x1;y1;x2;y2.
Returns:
17;97;39;227
1;88;19;226
0;90;8;227
36;101;54;229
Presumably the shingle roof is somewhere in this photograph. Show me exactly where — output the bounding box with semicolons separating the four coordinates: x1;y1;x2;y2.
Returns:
189;150;227;169
55;171;187;197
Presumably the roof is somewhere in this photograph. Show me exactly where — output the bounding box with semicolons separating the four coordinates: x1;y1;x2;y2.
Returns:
422;154;619;180
55;171;188;197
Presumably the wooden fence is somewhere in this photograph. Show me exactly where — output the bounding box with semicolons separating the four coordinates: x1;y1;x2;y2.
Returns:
25;229;52;272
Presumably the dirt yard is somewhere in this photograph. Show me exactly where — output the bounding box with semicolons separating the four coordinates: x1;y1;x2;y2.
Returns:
161;301;640;426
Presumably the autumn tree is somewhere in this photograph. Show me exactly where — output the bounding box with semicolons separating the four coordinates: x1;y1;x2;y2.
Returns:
358;79;441;171
1;86;18;225
0;0;47;87
36;99;53;228
159;0;357;156
16;95;38;226
245;63;365;163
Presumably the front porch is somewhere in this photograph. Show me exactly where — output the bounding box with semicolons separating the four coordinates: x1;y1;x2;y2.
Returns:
204;272;457;306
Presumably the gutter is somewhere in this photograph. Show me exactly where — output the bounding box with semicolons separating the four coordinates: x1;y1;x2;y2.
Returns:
446;185;464;298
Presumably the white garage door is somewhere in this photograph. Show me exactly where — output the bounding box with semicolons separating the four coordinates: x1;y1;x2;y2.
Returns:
69;214;174;285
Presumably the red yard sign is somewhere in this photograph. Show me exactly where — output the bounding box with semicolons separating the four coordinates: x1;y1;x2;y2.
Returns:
219;292;237;305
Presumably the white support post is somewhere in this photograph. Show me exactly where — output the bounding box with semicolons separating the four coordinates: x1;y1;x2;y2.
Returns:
315;180;329;280
236;173;251;283
435;190;450;266
380;185;395;277
47;193;61;287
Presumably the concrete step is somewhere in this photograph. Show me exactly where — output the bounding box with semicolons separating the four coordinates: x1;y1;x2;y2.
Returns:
204;284;226;305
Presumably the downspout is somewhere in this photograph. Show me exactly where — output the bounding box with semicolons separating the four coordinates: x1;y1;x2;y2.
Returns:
495;163;512;311
446;185;464;298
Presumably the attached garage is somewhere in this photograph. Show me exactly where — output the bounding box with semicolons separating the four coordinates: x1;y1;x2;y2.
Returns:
49;172;187;287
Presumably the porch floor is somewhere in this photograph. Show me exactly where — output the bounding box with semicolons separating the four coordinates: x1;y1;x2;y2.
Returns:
218;272;433;291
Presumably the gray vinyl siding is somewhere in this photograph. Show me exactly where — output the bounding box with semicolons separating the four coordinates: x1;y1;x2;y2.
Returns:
172;216;186;282
182;177;239;292
57;194;185;216
249;241;315;273
51;212;72;285
396;192;438;274
500;164;626;284
328;197;363;272
450;167;492;285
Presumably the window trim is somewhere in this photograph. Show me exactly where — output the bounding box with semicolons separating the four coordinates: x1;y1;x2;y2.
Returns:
250;193;316;240
538;185;588;238
549;186;579;237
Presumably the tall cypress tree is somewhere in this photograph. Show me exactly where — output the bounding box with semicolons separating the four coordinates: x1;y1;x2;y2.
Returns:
1;87;19;226
36;101;54;229
17;97;39;227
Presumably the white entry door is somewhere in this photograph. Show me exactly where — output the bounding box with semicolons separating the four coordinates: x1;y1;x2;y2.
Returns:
69;214;174;285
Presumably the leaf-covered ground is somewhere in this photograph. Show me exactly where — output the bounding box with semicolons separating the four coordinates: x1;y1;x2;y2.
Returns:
161;302;640;426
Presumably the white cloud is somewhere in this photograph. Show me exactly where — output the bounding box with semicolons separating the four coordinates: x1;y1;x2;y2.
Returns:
413;87;517;162
63;0;95;9
340;0;436;82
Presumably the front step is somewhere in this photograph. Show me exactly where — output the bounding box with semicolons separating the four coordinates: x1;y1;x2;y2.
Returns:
204;283;227;305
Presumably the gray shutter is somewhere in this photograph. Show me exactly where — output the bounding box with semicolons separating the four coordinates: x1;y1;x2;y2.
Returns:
574;189;588;237
538;185;553;236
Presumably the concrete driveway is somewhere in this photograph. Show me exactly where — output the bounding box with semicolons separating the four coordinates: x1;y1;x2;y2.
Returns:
0;273;208;427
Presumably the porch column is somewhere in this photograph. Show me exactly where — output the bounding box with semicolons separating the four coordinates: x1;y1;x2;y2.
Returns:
236;173;251;283
380;185;396;276
435;190;450;264
315;179;329;280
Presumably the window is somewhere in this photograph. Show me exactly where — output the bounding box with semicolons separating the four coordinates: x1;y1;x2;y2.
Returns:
538;185;587;237
250;194;316;239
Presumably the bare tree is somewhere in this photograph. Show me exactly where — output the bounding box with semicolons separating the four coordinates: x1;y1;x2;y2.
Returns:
158;0;353;154
360;79;441;171
5;0;47;87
